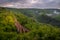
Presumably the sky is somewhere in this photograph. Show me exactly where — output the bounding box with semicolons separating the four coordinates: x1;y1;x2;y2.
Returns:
0;0;60;8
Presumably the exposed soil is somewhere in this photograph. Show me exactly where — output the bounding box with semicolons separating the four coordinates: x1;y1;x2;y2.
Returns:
14;17;29;33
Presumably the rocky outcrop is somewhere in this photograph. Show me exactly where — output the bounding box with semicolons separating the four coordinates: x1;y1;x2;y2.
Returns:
14;17;29;33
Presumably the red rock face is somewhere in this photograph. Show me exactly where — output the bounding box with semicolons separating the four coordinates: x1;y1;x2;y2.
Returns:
14;18;29;33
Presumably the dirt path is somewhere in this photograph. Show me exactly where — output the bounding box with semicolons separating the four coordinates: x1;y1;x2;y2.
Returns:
14;17;29;33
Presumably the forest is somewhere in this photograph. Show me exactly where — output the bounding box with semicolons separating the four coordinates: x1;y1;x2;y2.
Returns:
0;7;60;40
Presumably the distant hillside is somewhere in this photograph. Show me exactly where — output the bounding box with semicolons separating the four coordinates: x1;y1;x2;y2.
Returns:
0;7;60;40
6;8;60;26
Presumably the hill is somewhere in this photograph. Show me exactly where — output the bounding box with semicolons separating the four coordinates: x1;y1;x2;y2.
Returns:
7;8;60;26
0;7;60;40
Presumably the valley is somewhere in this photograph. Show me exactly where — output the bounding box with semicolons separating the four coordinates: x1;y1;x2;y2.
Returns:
0;7;60;40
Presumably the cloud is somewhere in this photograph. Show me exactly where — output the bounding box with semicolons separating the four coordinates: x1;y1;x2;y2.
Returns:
0;0;60;8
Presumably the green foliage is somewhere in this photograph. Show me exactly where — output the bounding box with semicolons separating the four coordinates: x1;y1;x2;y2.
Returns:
0;7;60;40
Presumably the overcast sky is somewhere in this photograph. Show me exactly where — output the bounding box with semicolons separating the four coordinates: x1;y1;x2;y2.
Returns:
0;0;60;8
